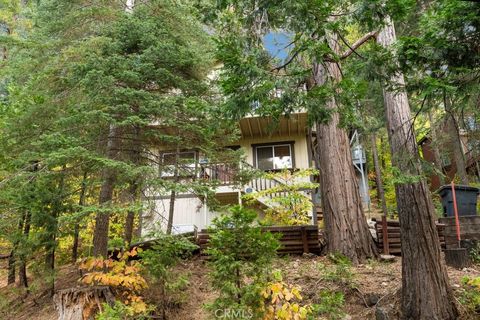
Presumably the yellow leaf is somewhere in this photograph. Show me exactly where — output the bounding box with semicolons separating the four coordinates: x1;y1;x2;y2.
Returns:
291;287;302;300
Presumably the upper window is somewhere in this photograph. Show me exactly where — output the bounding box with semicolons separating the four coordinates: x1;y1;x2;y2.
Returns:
162;151;196;165
255;144;293;170
160;151;197;177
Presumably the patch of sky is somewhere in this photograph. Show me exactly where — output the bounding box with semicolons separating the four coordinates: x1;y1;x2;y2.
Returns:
262;31;292;62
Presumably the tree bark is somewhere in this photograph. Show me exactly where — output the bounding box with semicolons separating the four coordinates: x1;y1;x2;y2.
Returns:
93;125;119;257
445;95;469;185
45;168;66;297
54;286;115;320
123;123;141;246
371;134;388;216
72;171;88;263
19;210;31;288
123;183;138;246
166;145;180;235
7;213;25;285
7;251;15;285
377;16;458;320
310;34;377;264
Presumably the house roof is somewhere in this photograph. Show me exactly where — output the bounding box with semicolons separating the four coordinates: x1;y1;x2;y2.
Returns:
238;111;308;138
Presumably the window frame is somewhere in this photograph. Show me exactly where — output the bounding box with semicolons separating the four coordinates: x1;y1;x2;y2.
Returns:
159;150;198;178
252;141;295;171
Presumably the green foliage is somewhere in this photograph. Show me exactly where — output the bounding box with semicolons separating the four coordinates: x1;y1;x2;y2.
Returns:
141;235;197;280
318;254;355;288
459;277;480;315
310;290;345;320
206;205;280;319
243;169;318;226
140;234;198;314
261;270;313;320
0;0;239;293
467;242;480;265
80;248;150;318
96;301;148;320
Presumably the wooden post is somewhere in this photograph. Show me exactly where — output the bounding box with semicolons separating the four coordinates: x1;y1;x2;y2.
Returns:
301;226;309;254
382;215;390;255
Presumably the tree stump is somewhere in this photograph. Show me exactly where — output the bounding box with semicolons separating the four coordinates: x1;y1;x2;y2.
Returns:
445;248;470;269
53;286;115;320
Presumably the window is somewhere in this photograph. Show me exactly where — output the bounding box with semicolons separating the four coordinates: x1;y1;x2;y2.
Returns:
254;143;293;170
162;151;196;165
160;151;197;177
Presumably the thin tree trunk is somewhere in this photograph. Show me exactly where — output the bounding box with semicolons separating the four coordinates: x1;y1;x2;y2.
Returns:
72;171;88;263
371;134;388;216
93;125;119;258
166;145;180;235
19;210;31;288
45;168;66;297
7;252;15;285
124;123;141;246
7;213;25;285
380;136;387;170
377;16;458;320
445;94;469;185
309;33;377;264
123;183;138;246
427;110;445;185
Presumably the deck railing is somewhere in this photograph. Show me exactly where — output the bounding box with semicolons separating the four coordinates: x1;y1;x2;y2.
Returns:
161;160;314;204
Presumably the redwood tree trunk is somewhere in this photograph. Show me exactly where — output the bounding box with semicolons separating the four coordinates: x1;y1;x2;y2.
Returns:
93;125;119;257
310;34;377;264
371;134;388;216
377;16;458;320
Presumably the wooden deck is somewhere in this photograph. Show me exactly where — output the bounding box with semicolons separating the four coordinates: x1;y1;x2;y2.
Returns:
196;225;324;255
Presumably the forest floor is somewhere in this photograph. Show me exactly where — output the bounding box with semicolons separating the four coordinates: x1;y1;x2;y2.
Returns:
1;254;480;320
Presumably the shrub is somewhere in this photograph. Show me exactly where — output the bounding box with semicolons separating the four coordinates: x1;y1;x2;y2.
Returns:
459;276;480;315
140;234;198;316
311;290;345;320
243;169;318;226
79;248;149;319
319;253;355;288
206;205;280;319
261;270;313;320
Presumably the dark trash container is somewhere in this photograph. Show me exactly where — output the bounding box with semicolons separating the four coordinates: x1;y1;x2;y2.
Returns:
438;185;479;217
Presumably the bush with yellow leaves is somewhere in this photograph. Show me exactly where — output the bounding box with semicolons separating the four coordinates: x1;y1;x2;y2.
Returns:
261;270;313;320
79;247;150;318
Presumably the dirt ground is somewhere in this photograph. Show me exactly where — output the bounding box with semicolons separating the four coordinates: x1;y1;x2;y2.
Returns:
1;254;480;320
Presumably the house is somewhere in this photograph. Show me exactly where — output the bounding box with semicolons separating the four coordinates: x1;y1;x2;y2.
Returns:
140;108;372;236
419;125;480;191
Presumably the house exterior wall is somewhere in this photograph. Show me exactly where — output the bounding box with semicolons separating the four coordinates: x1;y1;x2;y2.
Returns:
142;196;224;236
239;133;311;170
419;135;479;191
142;133;313;235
